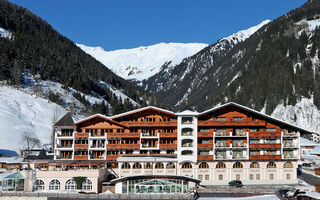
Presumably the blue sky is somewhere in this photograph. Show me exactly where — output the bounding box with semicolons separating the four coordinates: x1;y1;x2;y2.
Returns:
9;0;306;51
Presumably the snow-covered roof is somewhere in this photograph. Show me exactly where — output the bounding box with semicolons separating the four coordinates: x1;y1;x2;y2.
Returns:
0;157;23;164
200;102;314;134
310;145;320;155
110;106;175;119
300;137;318;146
175;110;198;116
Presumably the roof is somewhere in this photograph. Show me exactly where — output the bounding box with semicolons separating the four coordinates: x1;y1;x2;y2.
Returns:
74;114;127;128
25;149;54;160
54;112;75;127
110;106;175;119
109;175;201;184
4;171;24;179
0;157;24;164
300;137;318;146
199;102;314;134
310;145;320;155
176;110;198;116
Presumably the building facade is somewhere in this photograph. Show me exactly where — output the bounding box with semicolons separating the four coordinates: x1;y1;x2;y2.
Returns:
52;102;310;189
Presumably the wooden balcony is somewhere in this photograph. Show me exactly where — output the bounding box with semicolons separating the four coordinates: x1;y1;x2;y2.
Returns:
249;132;281;138
159;144;176;149
159;132;177;138
197;155;213;161
198;119;265;127
57;134;73;137
121;121;177;127
249;143;281;149
90;134;106;137
107;144;139;149
198;144;213;149
198;132;213;137
107;133;140;138
249;155;282;160
75;132;89;138
74;155;88;160
74;144;88;149
106;155;118;161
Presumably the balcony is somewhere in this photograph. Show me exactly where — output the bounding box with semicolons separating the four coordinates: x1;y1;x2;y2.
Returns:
56;144;73;148
198;155;213;161
198;119;265;127
283;155;299;159
57;133;73;138
249;143;281;149
181;143;193;148
198;132;212;137
140;143;159;149
90;144;105;149
159;144;176;149
215;143;228;148
74;155;88;160
90;156;105;160
283;143;298;148
75;132;89;138
215;155;227;160
249;132;281;138
283;132;298;137
215;132;247;137
106;155;118;161
141;132;159;138
232;143;247;148
121;121;177;127
90;133;105;138
249;155;282;160
231;155;248;160
107;144;139;149
107;133;140;138
56;155;72;160
159;132;177;138
198;143;213;149
74;144;88;149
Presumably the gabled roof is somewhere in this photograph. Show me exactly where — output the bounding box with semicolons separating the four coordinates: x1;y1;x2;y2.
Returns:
110;106;175;120
74;114;127;128
199;102;314;134
4;171;24;179
54;112;75;127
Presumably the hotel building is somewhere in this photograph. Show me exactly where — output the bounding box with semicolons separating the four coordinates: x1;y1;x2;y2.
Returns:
51;102;311;193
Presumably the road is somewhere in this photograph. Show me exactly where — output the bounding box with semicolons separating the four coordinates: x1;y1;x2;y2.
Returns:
299;170;320;186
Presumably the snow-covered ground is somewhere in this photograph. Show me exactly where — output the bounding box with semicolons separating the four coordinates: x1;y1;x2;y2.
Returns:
77;42;208;81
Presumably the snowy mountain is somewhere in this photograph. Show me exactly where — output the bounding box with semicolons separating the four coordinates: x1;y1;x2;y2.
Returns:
142;20;271;105
0;27;12;39
77;42;208;81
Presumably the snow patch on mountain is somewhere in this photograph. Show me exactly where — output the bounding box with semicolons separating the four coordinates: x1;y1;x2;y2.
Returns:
271;97;320;133
0;27;12;39
77;42;208;81
296;18;320;33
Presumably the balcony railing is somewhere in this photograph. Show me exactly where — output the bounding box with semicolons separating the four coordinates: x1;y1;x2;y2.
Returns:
249;143;281;149
140;143;159;149
106;155;118;161
232;155;247;160
232;143;247;148
283;143;298;148
56;144;73;148
197;155;213;160
90;155;105;160
283;132;298;137
198;143;213;149
283;155;299;159
249;155;282;160
159;132;177;138
198;132;212;137
107;144;139;149
107;133;140;138
215;155;227;160
159;144;176;149
141;132;159;138
75;132;89;138
57;133;73;137
215;143;227;148
249;132;281;138
215;132;247;137
181;132;193;136
74;144;88;149
74;155;88;160
90;144;105;148
56;155;72;159
199;119;265;126
181;143;193;147
90;133;105;137
121;121;177;127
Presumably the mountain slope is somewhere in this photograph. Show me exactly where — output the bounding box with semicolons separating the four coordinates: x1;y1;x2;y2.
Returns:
142;20;271;105
77;42;208;81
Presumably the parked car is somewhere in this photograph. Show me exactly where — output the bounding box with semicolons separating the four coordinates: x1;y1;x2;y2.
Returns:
278;189;290;198
302;163;312;167
285;186;315;199
228;180;243;187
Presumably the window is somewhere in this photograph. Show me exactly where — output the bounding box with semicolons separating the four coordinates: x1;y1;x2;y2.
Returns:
199;162;209;169
249;139;259;144
205;175;209;180
265;150;277;155
216;117;226;121
236;174;240;180
65;180;76;190
198;175;203;180
32;180;44;191
182;139;193;147
286;174;291;180
182;128;193;136
202;140;210;144
82;179;92;190
216;162;226;168
269;174;274;180
233;162;243;168
182;117;193;124
250;129;257;132
233;117;243;121
166;162;175;169
249;174;254;180
155;162;164;169
199;150;210;155
182;162;192;169
266;128;276;132
250;162;260;168
133;162;142;169
267;162;277;168
284;162;293;168
49;179;61;190
216;129;226;136
256;174;260;180
121;162;131;169
182;150;193;155
144;162;153;169
219;175;223;180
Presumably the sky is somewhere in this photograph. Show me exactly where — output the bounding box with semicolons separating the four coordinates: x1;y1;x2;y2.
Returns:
9;0;306;51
